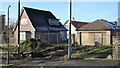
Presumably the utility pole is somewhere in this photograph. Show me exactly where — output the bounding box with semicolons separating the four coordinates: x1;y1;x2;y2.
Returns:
7;5;10;64
18;0;20;60
68;0;72;59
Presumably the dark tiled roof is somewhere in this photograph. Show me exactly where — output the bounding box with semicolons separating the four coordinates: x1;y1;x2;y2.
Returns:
23;7;67;31
77;19;120;31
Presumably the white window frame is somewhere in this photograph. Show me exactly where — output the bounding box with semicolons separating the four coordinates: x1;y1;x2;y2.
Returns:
20;32;26;40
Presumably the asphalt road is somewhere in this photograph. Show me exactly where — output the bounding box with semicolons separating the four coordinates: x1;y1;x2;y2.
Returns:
5;58;120;66
1;58;120;68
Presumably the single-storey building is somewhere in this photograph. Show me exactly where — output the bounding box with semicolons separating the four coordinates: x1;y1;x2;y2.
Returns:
76;19;120;46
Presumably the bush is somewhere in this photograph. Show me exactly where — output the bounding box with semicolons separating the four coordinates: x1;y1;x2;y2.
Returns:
20;38;51;56
20;39;32;52
1;44;18;52
1;44;7;50
9;45;18;52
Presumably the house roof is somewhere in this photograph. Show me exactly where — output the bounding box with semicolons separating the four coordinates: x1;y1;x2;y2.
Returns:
64;20;88;28
25;7;67;31
77;19;120;31
72;21;88;28
13;7;67;31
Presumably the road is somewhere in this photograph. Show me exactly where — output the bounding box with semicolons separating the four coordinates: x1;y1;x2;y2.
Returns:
5;58;120;66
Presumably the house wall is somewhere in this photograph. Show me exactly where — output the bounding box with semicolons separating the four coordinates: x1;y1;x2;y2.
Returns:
81;32;94;46
64;21;77;34
105;31;111;45
35;31;63;44
60;31;67;42
76;32;81;45
14;10;35;44
64;21;77;44
79;31;111;46
20;10;35;38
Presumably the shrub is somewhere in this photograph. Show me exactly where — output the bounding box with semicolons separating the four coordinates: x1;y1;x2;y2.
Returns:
20;38;36;52
1;44;7;50
9;45;18;52
20;38;51;55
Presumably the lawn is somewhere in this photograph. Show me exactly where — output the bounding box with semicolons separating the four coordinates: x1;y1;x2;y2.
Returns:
41;45;112;60
1;39;112;61
71;45;112;60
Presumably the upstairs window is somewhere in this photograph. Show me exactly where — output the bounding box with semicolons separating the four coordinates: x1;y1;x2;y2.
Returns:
48;18;60;26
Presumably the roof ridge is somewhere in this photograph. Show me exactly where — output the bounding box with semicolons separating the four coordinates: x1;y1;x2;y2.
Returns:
23;7;51;12
100;19;112;29
72;20;89;23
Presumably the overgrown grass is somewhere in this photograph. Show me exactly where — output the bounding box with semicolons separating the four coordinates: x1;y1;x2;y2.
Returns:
1;44;18;52
1;39;112;60
84;57;101;60
71;45;112;60
0;64;14;66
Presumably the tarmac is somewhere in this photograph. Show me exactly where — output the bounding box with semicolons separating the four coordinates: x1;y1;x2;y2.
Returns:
1;58;120;68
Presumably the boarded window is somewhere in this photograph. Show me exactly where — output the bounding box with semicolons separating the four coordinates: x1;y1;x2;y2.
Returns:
94;33;102;45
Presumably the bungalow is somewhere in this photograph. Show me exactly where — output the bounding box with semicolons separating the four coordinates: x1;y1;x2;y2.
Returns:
64;20;88;44
76;19;120;46
13;7;67;44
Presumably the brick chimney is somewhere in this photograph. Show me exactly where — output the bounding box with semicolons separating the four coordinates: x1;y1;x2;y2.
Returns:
0;15;5;34
2;15;5;31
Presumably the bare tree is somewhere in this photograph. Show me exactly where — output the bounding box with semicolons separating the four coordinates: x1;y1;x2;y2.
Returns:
10;20;15;28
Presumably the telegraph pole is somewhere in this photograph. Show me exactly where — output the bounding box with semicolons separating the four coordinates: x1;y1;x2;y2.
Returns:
68;0;72;59
18;0;20;60
7;5;10;64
